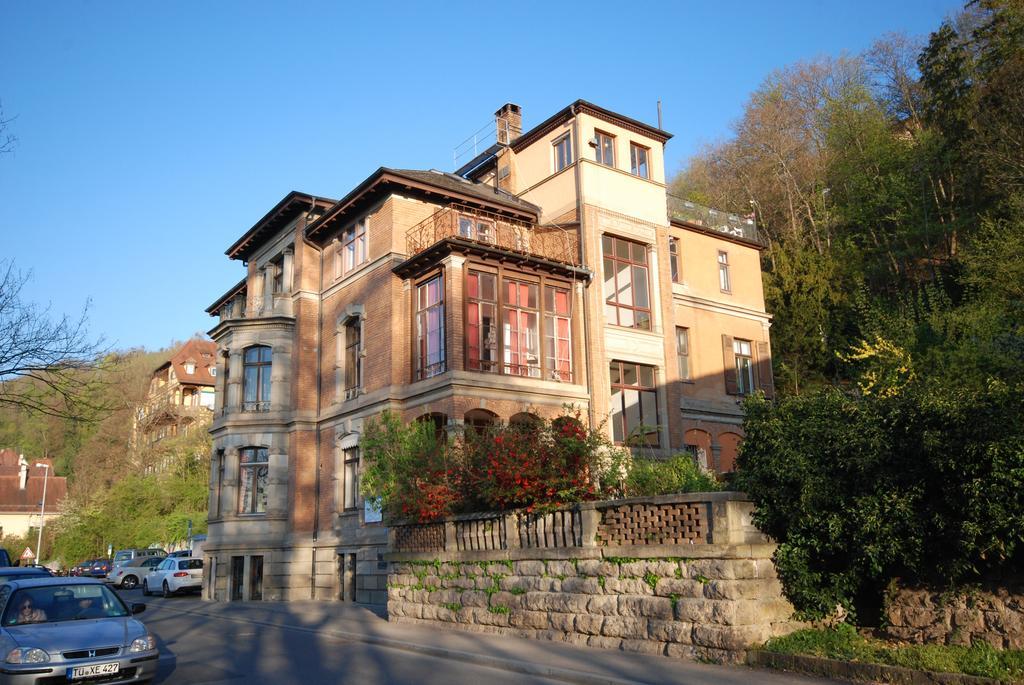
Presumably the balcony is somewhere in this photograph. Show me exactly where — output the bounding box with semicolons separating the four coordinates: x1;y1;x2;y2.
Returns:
401;204;583;278
667;195;759;244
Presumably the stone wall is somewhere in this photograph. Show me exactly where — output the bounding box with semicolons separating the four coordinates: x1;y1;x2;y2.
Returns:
884;583;1024;649
385;493;802;663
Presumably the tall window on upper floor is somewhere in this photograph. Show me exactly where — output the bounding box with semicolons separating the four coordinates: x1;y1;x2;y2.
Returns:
238;447;268;514
343;447;359;511
718;250;731;292
544;285;572;382
676;327;691;381
602;235;652;330
270;256;284;294
669;238;681;283
630;143;650;179
609;361;660;447
553;134;572;172
242;345;272;412
344;318;362;399
467;271;498;373
336;219;368;279
416;275;445;380
734;339;754;395
594;131;615;167
503;278;541;378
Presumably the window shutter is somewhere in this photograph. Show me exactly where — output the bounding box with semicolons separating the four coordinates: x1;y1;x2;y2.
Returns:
756;341;775;399
722;334;738;395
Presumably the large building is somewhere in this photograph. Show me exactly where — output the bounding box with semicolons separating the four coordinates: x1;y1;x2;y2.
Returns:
203;101;773;603
0;450;66;543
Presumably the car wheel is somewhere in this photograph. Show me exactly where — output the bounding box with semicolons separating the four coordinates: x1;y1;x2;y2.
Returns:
122;575;138;590
162;581;171;598
142;580;150;596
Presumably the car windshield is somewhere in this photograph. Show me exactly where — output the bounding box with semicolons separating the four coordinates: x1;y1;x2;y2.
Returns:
3;585;129;625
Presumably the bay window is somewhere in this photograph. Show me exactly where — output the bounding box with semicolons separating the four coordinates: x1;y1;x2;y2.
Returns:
603;235;652;330
609;361;660;447
416;275;445;380
239;447;269;514
502;278;540;378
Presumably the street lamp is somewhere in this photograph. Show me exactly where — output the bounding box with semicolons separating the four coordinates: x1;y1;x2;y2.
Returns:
35;463;50;567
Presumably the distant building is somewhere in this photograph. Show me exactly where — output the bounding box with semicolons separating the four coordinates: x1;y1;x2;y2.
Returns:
134;339;217;454
0;449;66;540
203;100;773;603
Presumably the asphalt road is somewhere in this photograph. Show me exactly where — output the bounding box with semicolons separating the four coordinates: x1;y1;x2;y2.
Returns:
111;587;839;685
115;588;568;685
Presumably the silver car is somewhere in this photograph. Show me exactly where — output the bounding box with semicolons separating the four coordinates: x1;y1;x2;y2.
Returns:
0;577;158;684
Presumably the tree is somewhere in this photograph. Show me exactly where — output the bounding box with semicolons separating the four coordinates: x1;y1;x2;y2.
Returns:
0;100;14;156
0;260;110;421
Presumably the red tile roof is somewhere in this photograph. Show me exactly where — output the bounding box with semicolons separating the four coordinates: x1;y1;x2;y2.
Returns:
0;455;67;514
159;339;218;387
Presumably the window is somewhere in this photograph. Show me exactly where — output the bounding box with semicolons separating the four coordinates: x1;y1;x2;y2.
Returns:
609;361;660;447
669;238;680;283
630;143;650;179
271;258;284;294
242;346;272;412
343;448;359;510
734;339;755;394
466;271;498;373
458;215;495;244
344;220;368;273
718;251;731;292
416;275;445;380
553;134;572;172
602;235;652;330
344;318;362;398
676;327;690;381
503;278;541;378
210;367;217;377
249;555;263;601
238;447;269;514
594;131;615;167
544;286;572;381
184;362;196;375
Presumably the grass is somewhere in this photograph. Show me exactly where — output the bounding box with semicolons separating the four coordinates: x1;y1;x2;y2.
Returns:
763;624;1024;682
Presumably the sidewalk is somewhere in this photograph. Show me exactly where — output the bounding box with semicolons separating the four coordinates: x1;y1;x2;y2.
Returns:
155;599;840;685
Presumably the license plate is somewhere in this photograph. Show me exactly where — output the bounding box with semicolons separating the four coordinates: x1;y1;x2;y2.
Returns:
69;662;119;679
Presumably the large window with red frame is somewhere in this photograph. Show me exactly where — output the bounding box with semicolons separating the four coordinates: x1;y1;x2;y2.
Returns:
466;271;498;373
609;360;660;447
602;235;652;330
544;286;572;381
502;278;541;378
415;274;445;380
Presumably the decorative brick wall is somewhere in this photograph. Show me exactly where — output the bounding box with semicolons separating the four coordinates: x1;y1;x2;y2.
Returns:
884;583;1024;649
386;493;802;663
596;501;709;546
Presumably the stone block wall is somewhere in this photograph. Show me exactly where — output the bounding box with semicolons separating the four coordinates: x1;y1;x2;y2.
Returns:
386;493;802;663
884;583;1024;649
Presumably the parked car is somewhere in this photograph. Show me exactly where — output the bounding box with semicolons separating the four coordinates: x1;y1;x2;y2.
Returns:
0;567;52;584
111;548;166;569
0;548;11;567
69;560;95;577
142;557;203;597
0;576;158;682
106;557;163;590
86;559;112;578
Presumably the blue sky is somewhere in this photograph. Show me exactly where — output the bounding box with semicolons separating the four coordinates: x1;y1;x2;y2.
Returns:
0;0;962;352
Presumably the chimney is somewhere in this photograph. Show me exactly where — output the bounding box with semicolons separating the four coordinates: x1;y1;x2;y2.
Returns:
18;454;27;491
495;103;522;145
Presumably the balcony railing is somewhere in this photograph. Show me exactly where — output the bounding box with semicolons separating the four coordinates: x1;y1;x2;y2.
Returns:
406;204;579;267
667;195;759;244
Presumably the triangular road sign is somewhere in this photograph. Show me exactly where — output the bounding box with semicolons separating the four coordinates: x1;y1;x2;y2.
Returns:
20;547;35;560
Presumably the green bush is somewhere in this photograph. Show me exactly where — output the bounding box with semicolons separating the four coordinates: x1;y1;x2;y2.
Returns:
763;625;1024;682
735;381;1024;622
625;454;720;497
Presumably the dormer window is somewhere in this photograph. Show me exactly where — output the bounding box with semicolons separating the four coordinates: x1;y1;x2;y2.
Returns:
210;367;217;377
184;362;196;375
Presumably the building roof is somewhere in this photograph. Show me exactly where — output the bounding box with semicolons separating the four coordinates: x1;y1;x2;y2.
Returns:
205;278;246;316
155;339;218;387
305;167;541;244
0;451;67;514
225;191;337;262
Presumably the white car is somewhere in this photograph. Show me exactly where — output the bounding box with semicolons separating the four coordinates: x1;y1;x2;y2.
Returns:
142;557;203;597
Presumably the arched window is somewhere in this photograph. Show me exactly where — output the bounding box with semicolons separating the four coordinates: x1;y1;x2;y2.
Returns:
344;318;362;399
238;447;269;514
464;409;498;434
509;412;541;428
416;413;448;444
242;346;272;412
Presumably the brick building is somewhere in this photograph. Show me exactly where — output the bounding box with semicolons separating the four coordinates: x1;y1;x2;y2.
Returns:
203;100;772;603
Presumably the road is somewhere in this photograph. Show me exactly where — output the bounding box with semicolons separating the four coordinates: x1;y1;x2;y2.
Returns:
112;587;840;685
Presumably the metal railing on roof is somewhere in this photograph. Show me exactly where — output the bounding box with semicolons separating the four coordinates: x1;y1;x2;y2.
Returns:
667;195;759;244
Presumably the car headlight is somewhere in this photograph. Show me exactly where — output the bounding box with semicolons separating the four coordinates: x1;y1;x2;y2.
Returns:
5;647;50;664
128;635;156;653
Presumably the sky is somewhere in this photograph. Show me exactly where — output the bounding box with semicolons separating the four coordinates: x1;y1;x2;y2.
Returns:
0;0;963;352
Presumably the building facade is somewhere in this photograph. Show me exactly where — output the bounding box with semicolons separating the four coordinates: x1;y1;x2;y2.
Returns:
132;339;217;470
0;450;66;542
203;100;772;603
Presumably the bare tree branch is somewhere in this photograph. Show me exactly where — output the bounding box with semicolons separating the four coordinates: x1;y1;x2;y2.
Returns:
0;260;112;421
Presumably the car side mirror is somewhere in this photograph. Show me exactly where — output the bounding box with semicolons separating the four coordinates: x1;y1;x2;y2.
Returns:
131;603;146;615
